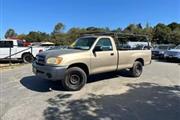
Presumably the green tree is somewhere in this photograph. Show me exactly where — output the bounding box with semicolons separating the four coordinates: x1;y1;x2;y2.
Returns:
4;28;17;38
123;24;142;34
68;27;82;39
52;22;65;34
153;23;171;44
112;27;122;32
167;22;180;31
169;29;180;45
86;27;108;33
16;34;26;40
4;22;180;45
51;23;66;45
142;23;153;41
137;23;143;29
105;27;111;32
25;31;50;42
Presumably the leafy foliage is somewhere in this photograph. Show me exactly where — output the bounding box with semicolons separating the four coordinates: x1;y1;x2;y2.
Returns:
25;31;50;42
52;22;65;35
4;22;180;45
4;28;17;38
153;23;172;44
123;24;143;34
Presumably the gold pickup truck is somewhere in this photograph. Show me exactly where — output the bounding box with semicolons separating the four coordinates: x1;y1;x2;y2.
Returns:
32;32;151;91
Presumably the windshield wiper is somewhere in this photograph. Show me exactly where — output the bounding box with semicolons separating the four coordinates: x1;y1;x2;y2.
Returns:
68;46;85;50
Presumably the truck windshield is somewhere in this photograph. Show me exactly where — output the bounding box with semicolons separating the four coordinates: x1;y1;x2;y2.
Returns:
175;45;180;49
70;37;97;50
157;46;169;50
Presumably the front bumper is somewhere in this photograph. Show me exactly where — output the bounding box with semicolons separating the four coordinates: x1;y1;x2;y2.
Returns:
165;56;180;61
32;62;67;81
152;53;164;58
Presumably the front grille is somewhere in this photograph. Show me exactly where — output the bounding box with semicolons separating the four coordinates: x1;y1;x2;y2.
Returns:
152;51;159;55
36;55;45;65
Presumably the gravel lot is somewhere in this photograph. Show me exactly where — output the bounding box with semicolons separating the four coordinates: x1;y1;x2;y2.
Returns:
0;60;180;120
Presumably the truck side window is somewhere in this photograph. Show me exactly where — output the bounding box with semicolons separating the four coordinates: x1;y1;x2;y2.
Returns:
17;40;24;47
117;38;130;50
117;37;149;50
96;38;113;51
0;41;13;48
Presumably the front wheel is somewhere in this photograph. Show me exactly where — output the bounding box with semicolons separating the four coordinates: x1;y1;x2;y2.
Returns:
130;61;143;77
62;67;87;91
22;54;34;63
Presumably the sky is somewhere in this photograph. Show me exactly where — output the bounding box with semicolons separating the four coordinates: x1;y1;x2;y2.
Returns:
1;0;180;38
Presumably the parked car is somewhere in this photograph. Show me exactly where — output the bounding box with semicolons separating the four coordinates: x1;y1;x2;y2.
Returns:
0;39;45;63
32;32;152;91
164;45;180;61
151;44;176;59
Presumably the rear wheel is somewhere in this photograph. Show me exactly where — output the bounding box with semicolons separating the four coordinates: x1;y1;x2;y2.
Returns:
22;53;34;63
62;67;87;91
130;61;143;77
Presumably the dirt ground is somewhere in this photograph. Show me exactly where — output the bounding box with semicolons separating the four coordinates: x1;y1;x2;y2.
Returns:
0;60;180;120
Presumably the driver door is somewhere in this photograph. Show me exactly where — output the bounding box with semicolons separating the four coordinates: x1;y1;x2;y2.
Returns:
90;38;117;74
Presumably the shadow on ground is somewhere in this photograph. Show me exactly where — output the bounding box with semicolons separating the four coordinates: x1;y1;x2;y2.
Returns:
20;70;131;92
88;69;134;83
20;76;65;92
43;82;180;120
0;60;23;64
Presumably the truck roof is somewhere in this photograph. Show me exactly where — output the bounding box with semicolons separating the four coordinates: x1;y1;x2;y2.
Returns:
80;32;148;38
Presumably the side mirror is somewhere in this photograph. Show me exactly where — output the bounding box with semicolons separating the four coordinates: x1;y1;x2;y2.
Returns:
93;46;102;53
168;48;172;50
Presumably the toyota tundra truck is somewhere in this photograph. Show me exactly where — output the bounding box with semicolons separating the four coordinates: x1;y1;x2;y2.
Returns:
32;32;151;91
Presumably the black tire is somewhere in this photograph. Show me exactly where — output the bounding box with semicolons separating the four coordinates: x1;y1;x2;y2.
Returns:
130;61;143;77
62;67;87;91
22;53;34;63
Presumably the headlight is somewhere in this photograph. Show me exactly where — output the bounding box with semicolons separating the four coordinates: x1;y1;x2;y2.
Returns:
164;53;168;57
175;53;180;58
46;57;63;65
160;51;164;54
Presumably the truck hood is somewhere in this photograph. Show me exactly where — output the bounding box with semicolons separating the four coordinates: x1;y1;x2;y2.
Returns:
37;48;84;58
152;49;166;52
168;49;180;52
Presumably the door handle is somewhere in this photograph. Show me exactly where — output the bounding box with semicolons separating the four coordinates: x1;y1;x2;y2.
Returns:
110;53;114;56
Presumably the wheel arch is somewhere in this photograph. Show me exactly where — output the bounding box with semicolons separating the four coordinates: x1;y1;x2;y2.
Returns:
68;63;89;76
21;52;34;59
135;58;144;66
